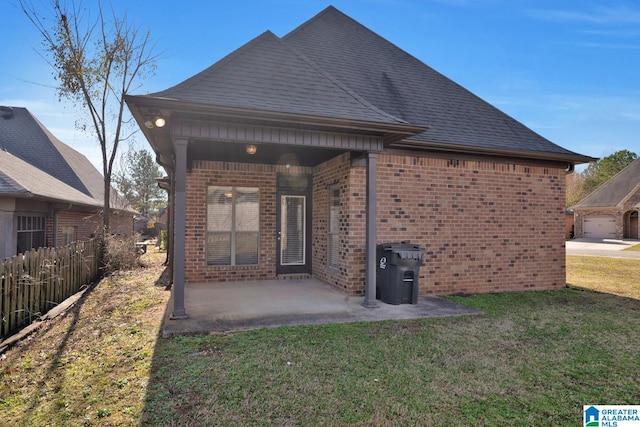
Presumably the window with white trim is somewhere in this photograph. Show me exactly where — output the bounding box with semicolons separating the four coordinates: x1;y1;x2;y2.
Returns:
328;185;340;268
207;186;259;266
16;215;46;254
62;226;77;246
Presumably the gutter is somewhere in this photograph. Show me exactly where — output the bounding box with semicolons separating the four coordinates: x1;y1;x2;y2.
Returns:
390;139;597;165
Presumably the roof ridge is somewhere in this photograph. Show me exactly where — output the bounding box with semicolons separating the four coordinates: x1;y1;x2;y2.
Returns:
151;31;279;99
278;33;409;125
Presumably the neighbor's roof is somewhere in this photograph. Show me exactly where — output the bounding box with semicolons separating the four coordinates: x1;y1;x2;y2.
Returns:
0;149;101;207
573;158;640;209
0;106;133;211
135;6;592;164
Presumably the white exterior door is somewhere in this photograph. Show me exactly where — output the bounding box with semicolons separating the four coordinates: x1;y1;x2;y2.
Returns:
583;216;616;238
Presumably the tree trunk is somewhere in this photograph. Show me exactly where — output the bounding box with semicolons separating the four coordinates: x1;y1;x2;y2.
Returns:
103;179;111;236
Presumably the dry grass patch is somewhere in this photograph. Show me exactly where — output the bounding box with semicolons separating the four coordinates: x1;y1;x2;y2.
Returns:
567;255;640;300
0;250;169;426
624;243;640;252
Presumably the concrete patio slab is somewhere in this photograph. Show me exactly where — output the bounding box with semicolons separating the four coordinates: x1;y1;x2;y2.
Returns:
162;279;481;336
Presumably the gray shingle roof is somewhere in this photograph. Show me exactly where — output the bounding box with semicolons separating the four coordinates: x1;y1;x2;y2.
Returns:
151;31;406;125
139;6;591;162
282;6;583;157
573;158;640;208
0;106;132;210
0;107;91;196
0;149;101;206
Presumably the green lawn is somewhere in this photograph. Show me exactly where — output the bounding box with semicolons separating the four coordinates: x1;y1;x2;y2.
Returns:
1;252;638;426
624;243;640;252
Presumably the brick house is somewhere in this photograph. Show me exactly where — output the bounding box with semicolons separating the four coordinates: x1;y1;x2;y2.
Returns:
572;158;640;239
126;7;592;318
0;106;135;260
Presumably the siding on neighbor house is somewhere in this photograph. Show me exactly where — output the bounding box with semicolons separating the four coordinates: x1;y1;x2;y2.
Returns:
184;153;567;296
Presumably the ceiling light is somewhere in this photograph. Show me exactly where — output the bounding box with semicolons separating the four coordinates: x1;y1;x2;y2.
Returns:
154;116;166;128
246;144;257;155
144;111;167;129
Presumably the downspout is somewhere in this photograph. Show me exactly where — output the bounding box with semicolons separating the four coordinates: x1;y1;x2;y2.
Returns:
53;209;58;248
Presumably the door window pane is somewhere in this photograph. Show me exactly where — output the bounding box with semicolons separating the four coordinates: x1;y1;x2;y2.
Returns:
281;195;305;265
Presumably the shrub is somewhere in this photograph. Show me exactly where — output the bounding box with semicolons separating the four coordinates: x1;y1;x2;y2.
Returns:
102;234;143;274
160;229;168;251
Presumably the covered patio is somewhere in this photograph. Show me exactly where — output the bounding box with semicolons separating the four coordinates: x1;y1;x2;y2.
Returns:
161;279;481;336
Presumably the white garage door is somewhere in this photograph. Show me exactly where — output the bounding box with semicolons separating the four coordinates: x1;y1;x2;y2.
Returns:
583;216;616;239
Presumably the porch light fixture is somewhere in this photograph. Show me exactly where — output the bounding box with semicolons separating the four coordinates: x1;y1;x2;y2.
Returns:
245;144;257;155
153;116;166;128
144;113;166;129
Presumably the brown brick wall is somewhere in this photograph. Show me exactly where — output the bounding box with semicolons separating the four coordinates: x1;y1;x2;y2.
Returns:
311;153;353;292
52;209;133;247
373;155;567;295
183;160;312;284
55;209;101;244
182;154;567;296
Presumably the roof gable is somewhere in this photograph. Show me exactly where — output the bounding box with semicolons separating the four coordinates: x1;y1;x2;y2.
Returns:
573;158;640;208
151;31;406;125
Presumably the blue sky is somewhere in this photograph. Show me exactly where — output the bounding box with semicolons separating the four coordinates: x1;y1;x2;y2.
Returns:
1;0;639;171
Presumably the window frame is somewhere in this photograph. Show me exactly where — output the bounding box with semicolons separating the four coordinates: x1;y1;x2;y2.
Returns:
61;226;77;246
206;186;260;266
328;185;340;269
16;215;46;254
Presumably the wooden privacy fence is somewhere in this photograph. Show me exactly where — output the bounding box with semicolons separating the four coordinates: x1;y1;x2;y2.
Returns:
1;239;101;339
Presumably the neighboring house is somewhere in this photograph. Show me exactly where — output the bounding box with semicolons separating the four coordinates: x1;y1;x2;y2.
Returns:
126;7;593;318
572;158;640;239
0;106;135;260
565;209;575;239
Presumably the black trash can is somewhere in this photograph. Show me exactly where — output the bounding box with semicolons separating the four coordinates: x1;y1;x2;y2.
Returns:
376;243;424;305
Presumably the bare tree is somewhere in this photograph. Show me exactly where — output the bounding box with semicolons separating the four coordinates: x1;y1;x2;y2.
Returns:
19;0;158;235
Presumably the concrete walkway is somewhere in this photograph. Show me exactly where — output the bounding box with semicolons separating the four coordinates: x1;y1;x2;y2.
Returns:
162;279;481;336
566;238;640;259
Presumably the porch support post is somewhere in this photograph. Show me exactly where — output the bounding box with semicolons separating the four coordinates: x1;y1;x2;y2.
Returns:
362;151;379;308
171;138;188;319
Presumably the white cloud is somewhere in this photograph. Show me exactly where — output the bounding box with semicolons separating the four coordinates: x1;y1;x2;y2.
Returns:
528;4;640;25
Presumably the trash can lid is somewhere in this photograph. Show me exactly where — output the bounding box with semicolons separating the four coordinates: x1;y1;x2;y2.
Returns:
380;243;424;260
